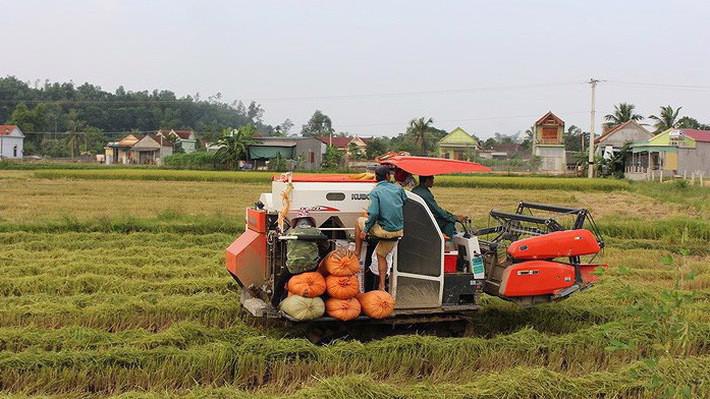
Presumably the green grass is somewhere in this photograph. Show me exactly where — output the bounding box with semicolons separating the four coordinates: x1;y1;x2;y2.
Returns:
0;231;706;396
0;215;244;234
0;174;707;398
33;168;634;191
632;180;710;213
1;356;707;398
33;168;276;183
435;174;630;191
0;160;155;170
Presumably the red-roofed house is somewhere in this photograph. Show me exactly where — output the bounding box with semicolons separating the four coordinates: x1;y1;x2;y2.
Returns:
532;111;566;174
0;125;24;159
317;135;368;157
627;128;710;178
155;129;197;153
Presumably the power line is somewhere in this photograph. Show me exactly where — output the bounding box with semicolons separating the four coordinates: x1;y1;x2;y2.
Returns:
20;110;593;134
336;111;590;129
0;81;584;105
0;99;201;104
249;82;585;102
21;130;159;136
606;80;710;91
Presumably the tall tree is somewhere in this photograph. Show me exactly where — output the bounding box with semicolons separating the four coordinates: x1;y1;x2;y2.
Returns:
65;109;88;158
273;118;294;137
365;137;389;159
214;125;257;170
322;144;343;169
8;103;48;132
247;101;265;124
648;105;682;132
406;117;435;156
483;137;497;149
676;116;710;130
565;125;583;152
0;76;276;147
301;110;333;137
604;103;643;127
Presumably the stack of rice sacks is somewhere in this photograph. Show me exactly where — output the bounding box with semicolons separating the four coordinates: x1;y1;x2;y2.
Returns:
278;226;326;321
280;243;396;321
321;246;362;321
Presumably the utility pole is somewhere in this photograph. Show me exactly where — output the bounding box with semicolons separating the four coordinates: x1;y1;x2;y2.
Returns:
587;78;601;178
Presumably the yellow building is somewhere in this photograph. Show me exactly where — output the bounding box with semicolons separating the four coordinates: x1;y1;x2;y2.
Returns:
438;127;478;160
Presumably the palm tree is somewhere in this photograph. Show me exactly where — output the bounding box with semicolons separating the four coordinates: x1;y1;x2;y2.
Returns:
214;125;257;170
406;117;435;156
604;103;643;127
648;105;682;133
65;110;87;158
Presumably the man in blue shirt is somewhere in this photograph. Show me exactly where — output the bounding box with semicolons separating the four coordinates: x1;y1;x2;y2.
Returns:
355;165;407;291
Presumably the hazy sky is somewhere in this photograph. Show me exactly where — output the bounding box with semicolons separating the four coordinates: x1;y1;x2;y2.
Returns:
2;0;709;138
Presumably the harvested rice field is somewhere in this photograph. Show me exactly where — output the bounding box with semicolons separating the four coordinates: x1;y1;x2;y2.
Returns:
0;169;708;398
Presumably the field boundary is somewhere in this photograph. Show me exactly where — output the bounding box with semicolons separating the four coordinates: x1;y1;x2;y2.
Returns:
31;169;630;191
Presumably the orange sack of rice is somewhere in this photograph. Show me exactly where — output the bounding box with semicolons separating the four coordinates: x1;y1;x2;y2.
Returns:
325;274;359;299
357;290;395;319
323;247;360;276
287;272;326;298
325;297;361;321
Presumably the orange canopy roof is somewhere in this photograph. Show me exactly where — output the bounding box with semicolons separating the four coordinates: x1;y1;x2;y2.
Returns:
380;155;491;175
273;173;376;182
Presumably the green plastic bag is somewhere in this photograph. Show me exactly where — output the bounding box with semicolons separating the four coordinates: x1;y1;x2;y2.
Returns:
285;226;323;274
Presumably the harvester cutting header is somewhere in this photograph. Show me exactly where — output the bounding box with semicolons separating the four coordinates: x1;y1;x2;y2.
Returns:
225;155;605;326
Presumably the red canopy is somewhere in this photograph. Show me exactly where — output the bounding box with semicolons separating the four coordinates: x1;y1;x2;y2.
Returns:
380;156;491;175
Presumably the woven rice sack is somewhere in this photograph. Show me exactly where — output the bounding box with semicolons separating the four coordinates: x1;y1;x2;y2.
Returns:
323;247;360;276
357;290;394;319
287;272;326;298
279;295;325;321
325;297;361;321
325;274;360;299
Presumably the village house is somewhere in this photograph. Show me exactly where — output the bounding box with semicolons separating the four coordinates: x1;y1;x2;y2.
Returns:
438;127;479;160
531;112;566;174
595;120;653;159
104;134;173;165
626;128;710;179
0;124;25;159
318;136;370;159
155;129;198;153
478;142;526;160
247;136;325;170
317;135;369;158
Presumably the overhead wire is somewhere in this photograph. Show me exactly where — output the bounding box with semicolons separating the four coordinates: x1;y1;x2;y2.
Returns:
606;80;710;91
6;79;709;134
0;81;585;105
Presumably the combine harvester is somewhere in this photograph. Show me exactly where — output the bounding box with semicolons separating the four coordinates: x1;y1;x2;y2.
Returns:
226;155;605;335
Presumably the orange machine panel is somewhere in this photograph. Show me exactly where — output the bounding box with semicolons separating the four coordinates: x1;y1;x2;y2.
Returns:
579;264;607;284
507;229;600;260
225;229;267;288
246;208;267;233
499;261;575;297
